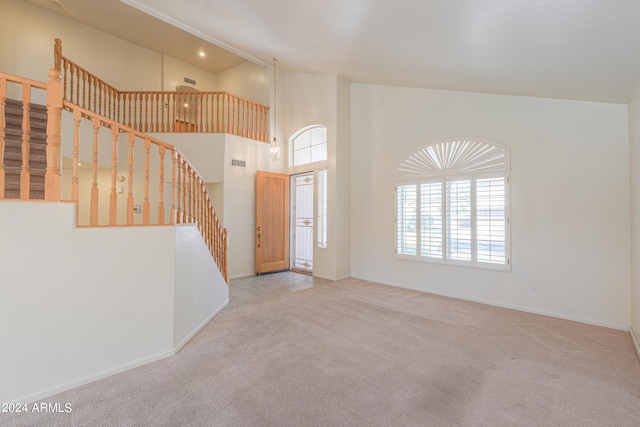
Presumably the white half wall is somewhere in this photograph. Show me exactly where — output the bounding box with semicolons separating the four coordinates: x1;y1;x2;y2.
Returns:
174;225;229;350
351;84;630;329
0;201;228;403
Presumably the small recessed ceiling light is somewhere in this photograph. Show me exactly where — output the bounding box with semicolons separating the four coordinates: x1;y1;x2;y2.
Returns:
199;51;205;58
184;103;189;108
52;1;62;7
77;162;82;166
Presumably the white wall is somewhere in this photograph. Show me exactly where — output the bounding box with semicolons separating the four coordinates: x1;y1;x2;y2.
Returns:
174;225;229;350
285;73;352;281
629;79;640;345
153;133;226;183
351;83;630;329
224;134;278;278
0;1;162;90
0;201;227;403
216;61;270;106
163;55;216;92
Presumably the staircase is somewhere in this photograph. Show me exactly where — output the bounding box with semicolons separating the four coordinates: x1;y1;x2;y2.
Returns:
3;98;47;199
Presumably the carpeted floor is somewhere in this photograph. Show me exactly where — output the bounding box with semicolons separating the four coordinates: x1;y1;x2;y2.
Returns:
4;276;640;426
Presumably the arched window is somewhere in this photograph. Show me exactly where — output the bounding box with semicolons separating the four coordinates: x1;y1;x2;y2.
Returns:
396;138;510;271
291;125;327;167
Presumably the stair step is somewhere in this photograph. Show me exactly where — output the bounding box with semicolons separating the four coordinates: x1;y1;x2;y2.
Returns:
3;98;49;199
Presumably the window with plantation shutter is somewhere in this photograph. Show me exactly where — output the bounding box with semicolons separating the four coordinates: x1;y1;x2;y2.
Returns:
395;139;510;271
397;184;417;256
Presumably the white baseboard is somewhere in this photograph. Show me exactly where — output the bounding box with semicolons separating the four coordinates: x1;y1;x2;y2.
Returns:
351;273;629;331
631;327;640;363
13;350;175;404
229;272;256;280
173;298;229;354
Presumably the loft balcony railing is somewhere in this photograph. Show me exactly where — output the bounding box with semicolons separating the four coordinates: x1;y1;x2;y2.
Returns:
54;39;269;142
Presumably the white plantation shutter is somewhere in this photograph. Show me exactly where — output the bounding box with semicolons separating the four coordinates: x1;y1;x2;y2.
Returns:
476;177;506;264
396;138;510;270
397;184;417;256
420;182;443;258
446;179;472;261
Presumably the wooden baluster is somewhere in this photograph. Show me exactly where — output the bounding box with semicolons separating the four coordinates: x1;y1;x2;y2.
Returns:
127;132;135;225
90;117;100;226
127;93;132;128
134;93;139;131
249;101;254;140
214;93;219;133
223;227;228;283
233;97;237;136
72;109;81;222
192;170;197;225
0;77;5;199
45;68;62;201
20;85;31;199
242;99;247;137
170;93;175;132
62;60;68;101
205;93;209;132
170;150;176;224
145;92;149;133
264;105;269;142
176;155;182;223
82;70;87;108
109;125;118;226
98;81;103;115
143;138;150;225
197;177;202;231
187;166;193;222
226;94;231;134
182;159;187;223
199;93;204;132
72;65;77;104
200;181;205;232
235;97;239;136
189;93;193;131
158;146;165;224
88;76;92;110
155;93;159;132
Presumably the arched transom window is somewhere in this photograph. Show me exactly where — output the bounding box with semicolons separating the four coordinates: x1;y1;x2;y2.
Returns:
291;125;327;167
396;138;510;271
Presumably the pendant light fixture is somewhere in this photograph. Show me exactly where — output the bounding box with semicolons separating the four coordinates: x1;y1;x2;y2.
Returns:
270;57;280;161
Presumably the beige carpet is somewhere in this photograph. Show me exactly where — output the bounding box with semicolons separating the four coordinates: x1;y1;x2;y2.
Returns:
4;277;640;426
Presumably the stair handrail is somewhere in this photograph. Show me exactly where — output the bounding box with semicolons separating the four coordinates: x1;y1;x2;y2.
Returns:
60;98;229;283
54;39;269;143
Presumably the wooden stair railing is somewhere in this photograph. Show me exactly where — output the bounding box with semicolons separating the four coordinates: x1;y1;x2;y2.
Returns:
0;66;229;283
55;39;269;143
60;100;228;283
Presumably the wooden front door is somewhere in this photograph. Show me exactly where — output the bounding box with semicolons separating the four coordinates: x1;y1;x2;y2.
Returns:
256;171;290;274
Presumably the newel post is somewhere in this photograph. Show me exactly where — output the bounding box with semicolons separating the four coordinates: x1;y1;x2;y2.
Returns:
54;38;62;73
44;67;63;201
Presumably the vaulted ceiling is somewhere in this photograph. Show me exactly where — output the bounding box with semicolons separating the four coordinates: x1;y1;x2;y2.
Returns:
25;0;640;103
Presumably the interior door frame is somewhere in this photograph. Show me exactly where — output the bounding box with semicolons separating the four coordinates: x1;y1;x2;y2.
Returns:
255;171;290;274
290;171;315;274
